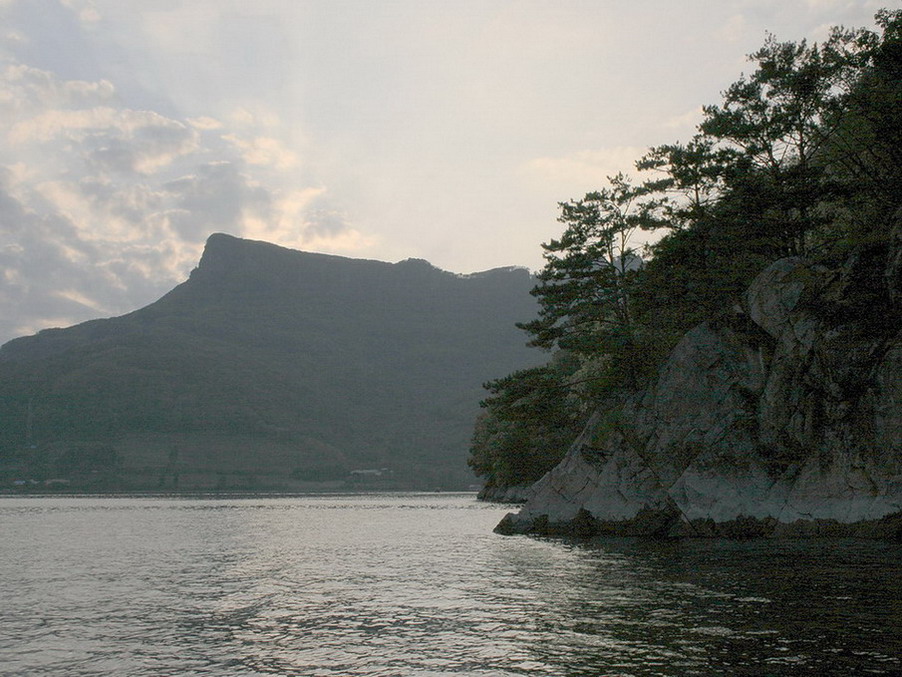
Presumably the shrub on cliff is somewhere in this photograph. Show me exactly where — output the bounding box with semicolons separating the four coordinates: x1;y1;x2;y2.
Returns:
471;9;902;492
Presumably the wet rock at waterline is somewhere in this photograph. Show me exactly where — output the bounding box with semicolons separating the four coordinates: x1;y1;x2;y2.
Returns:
499;249;902;539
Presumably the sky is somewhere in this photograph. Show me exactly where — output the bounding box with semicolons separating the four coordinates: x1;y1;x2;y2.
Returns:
0;0;888;345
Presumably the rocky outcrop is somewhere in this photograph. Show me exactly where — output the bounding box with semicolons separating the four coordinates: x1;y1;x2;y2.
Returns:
498;245;902;539
477;483;533;504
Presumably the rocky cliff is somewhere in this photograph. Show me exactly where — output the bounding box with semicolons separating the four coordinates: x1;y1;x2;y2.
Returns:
498;235;902;538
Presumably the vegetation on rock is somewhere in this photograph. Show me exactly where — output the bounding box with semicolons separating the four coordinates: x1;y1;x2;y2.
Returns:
470;10;902;493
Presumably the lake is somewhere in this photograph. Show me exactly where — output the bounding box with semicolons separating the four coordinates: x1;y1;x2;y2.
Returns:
0;493;899;676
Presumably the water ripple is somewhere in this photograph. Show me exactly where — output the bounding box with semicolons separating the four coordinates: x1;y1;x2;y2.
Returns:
1;494;900;676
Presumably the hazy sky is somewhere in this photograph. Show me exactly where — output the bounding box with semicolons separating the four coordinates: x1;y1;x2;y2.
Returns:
0;0;887;344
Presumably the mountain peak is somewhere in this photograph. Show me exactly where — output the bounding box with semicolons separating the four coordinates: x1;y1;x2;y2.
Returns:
0;233;543;491
194;232;296;275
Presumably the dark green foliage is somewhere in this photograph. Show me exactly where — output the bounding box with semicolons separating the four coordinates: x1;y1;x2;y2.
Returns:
53;443;120;477
468;353;584;488
814;10;902;255
0;236;543;490
636;9;902;325
517;174;664;389
637;135;732;229
471;10;902;492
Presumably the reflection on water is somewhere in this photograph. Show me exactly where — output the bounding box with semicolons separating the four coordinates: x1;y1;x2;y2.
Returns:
518;538;902;676
0;494;899;676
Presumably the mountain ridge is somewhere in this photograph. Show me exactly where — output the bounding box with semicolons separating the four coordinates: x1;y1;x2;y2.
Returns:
0;233;543;491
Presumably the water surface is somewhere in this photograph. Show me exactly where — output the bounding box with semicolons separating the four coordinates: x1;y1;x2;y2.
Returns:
1;494;899;676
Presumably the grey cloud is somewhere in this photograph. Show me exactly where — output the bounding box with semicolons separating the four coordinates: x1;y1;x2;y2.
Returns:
0;63;116;112
0;4;338;345
164;161;272;240
303;209;352;239
77;177;165;227
82;122;198;175
15;108;201;176
1;0;101;83
2;61;199;177
84;140;142;176
0;179;104;339
0;174;179;344
0;64;296;345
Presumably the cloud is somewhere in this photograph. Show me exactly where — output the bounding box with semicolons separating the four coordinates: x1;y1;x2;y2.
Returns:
228;106;282;130
223;134;299;170
302;208;351;239
0;63;115;112
60;0;101;24
163;161;271;240
301;227;376;255
9;106;200;174
53;287;107;313
188;116;223;131
35;175;166;244
265;187;325;241
0;170;140;340
0;49;345;344
0;183;206;340
521;147;647;197
236;190;377;255
2;64;202;178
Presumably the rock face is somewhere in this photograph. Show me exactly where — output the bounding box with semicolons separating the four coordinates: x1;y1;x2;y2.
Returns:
477;483;533;504
499;246;902;539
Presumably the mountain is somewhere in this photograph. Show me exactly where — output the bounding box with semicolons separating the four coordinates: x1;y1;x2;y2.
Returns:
0;233;543;491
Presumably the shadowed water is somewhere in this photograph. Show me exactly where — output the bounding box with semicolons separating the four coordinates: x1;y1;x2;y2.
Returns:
0;494;899;676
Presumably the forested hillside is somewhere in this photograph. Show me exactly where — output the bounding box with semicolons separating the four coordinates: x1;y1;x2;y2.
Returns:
471;10;902;497
0;234;541;491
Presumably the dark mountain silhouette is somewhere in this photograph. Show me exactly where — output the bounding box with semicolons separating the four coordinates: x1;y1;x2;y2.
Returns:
0;233;542;491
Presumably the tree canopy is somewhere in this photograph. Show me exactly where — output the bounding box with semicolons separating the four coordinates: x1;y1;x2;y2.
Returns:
470;9;902;492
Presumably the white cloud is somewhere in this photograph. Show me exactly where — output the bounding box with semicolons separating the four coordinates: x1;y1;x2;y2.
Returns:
3;30;27;46
0;64;116;113
0;0;888;344
53;287;108;313
60;0;101;24
0;50;344;344
9;106;200;174
522;147;647;197
302;228;377;255
163;161;271;236
188;116;223;131
0;171;208;341
227;107;282;130
267;187;325;242
223;134;299;170
36;177;167;244
0;174;134;340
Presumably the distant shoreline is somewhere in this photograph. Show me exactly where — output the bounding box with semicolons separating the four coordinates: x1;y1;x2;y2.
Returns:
0;488;481;499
